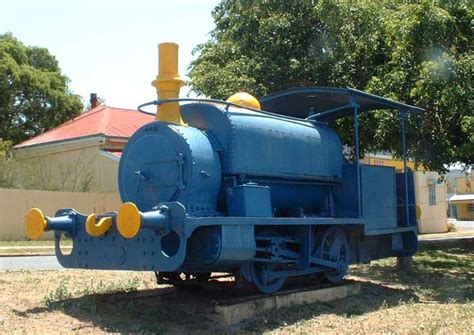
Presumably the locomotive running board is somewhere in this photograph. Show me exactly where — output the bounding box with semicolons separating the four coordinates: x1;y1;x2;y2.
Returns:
186;216;364;232
186;216;416;237
364;226;417;236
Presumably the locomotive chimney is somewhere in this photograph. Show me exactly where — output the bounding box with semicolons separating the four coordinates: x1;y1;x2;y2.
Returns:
90;93;98;109
151;42;185;125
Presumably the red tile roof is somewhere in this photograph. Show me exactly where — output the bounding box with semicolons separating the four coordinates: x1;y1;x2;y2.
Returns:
14;106;154;148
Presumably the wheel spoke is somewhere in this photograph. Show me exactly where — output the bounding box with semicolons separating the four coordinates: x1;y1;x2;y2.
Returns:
250;230;287;294
313;227;349;283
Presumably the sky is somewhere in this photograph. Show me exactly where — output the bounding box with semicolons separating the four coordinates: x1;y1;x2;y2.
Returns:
0;0;218;110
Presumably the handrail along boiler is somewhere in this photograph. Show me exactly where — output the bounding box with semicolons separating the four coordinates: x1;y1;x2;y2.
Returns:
25;42;422;293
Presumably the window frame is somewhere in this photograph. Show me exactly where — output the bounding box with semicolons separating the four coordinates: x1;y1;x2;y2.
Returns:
428;184;437;206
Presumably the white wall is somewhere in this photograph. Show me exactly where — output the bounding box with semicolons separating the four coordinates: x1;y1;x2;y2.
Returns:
414;171;448;234
0;188;121;240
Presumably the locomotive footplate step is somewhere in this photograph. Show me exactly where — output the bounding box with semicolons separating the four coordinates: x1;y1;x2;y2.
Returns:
213;280;361;326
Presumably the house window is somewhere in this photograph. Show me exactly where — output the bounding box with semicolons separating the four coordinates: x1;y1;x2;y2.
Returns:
468;204;474;212
428;184;436;206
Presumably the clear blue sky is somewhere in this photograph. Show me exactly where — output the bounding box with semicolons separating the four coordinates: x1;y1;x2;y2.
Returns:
0;0;217;109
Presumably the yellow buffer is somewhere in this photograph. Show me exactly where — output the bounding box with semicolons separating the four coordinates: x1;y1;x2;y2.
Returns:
117;202;142;238
151;42;186;125
25;208;48;240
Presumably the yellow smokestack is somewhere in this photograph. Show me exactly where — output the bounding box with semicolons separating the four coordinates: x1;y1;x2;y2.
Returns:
151;42;185;125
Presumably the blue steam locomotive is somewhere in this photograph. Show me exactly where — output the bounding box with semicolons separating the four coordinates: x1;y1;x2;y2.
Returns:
25;43;421;293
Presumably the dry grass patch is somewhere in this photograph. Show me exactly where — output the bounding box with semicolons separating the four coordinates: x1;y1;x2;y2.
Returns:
242;241;473;334
0;240;65;247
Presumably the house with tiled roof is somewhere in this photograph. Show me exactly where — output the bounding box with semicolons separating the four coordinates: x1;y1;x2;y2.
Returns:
12;104;153;192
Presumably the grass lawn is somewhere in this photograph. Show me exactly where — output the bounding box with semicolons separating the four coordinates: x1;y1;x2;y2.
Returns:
0;239;72;256
243;241;473;334
0;240;472;334
0;240;55;247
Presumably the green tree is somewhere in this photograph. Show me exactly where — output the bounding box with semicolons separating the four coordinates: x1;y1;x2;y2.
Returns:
0;33;83;144
188;0;473;172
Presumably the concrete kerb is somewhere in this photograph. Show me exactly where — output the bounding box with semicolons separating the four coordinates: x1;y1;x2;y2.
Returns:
213;282;361;326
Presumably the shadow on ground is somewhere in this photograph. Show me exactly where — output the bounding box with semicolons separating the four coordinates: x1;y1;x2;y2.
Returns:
15;240;473;334
16;279;417;333
352;241;473;304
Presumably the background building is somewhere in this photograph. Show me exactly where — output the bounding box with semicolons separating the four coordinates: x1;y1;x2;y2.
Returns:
12;105;153;192
448;173;474;221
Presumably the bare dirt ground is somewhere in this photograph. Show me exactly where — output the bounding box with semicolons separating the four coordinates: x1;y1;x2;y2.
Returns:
0;240;472;334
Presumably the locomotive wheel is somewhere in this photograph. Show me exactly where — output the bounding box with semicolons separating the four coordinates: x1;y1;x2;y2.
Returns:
250;262;285;294
314;227;349;283
250;230;286;294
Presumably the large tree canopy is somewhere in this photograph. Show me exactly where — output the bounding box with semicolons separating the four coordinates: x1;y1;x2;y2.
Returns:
0;33;83;144
188;0;473;172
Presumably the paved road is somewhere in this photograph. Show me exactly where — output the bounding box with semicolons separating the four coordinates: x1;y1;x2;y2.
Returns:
453;220;474;231
0;256;63;271
419;235;473;243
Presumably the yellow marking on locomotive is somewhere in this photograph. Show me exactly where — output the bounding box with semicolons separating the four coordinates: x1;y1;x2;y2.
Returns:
117;202;142;238
416;205;422;220
152;42;186;126
25;208;47;240
85;214;112;237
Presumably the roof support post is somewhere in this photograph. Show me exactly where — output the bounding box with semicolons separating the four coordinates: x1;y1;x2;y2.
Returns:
400;110;410;226
305;103;352;121
351;95;362;218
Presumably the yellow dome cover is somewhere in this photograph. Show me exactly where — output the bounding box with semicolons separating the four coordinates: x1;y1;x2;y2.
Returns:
226;92;261;110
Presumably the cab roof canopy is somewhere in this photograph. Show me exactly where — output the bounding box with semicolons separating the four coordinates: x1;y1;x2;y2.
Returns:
259;87;424;121
260;87;424;225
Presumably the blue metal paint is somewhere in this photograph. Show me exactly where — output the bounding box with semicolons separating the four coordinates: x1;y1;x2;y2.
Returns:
181;103;343;182
139;205;169;234
361;165;398;232
396;170;417;227
46;213;77;236
226;183;272;217
400;110;410;226
118;122;221;214
259;87;424;120
351;96;362;218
